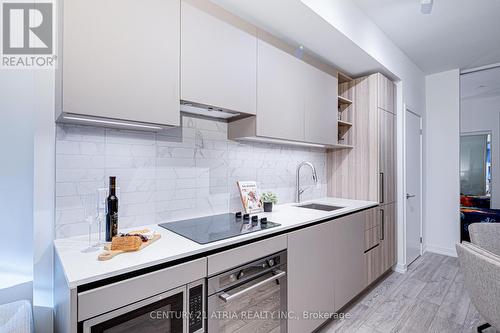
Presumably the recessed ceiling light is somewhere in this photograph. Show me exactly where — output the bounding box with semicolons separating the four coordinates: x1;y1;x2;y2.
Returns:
421;0;433;14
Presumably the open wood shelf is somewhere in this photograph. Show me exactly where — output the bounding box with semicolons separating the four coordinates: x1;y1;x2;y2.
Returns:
338;120;353;127
338;95;353;106
337;120;352;141
337;71;354;148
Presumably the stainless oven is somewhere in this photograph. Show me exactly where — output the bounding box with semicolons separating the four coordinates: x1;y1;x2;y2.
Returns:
82;279;205;333
207;251;287;333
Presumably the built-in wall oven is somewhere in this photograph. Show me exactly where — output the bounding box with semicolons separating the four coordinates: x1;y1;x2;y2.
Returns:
207;251;287;333
82;279;205;333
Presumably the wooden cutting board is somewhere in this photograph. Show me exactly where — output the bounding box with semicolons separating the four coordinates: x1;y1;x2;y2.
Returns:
98;233;161;261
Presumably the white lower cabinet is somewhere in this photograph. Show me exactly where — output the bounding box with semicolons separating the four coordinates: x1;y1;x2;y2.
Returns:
287;208;379;332
333;210;368;311
288;221;335;333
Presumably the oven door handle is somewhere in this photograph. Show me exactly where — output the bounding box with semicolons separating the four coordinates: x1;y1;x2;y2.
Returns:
218;270;286;303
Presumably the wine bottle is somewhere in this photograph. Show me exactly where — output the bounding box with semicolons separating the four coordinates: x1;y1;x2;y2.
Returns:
105;176;119;242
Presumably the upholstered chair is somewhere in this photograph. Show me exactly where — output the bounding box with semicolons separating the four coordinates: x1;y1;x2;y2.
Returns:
0;300;33;333
469;222;500;256
456;242;500;332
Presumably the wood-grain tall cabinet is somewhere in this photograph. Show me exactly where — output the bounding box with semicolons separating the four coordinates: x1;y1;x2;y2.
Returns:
327;72;397;285
377;74;397;276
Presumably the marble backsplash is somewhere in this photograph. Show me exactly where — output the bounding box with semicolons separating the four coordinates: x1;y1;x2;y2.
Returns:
55;115;327;238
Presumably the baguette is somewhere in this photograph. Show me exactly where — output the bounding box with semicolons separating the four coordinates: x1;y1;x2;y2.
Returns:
110;235;142;251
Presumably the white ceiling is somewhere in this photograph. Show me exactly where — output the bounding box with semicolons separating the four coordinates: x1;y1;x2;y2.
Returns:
461;67;500;100
211;0;394;78
352;0;500;74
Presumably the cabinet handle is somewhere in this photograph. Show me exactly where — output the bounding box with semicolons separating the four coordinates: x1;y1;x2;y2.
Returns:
219;270;286;303
380;172;385;203
380;209;385;241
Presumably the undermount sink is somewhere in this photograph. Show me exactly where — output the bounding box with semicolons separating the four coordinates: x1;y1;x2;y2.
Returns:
296;203;344;211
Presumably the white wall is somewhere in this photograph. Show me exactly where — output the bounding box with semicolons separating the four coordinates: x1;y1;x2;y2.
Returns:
33;70;56;332
424;69;461;256
0;69;56;331
0;71;35;293
461;95;500;208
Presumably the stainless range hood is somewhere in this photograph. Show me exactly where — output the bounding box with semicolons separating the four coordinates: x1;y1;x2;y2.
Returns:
180;101;243;120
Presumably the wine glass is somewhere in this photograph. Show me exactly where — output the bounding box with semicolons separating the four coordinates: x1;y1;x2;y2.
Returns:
81;192;99;252
97;188;109;244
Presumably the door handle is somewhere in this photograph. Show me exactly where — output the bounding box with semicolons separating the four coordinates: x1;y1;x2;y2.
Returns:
406;193;416;199
218;270;286;303
380;172;385;203
380;209;385;241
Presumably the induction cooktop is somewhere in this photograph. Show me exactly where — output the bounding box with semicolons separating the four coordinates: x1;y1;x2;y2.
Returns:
158;213;280;244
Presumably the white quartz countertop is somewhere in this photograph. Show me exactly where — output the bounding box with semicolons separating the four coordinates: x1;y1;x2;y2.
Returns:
54;197;377;288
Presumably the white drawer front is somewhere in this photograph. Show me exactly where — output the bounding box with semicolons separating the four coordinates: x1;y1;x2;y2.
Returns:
78;258;206;321
207;235;287;276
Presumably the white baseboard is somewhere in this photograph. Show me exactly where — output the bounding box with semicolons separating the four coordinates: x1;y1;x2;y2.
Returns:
424;244;457;257
393;263;407;274
33;305;53;333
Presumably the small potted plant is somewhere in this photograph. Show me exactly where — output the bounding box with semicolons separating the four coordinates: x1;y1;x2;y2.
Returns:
261;192;278;212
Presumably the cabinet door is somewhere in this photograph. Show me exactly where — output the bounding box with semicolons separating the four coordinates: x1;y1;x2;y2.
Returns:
379;109;396;204
288;221;335;333
304;63;338;145
333;210;367;311
377;73;395;114
256;39;304;141
380;203;397;272
365;243;383;286
181;0;257;115
62;0;180;126
363;207;382;286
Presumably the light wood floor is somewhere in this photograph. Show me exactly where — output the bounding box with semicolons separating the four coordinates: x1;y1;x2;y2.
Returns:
319;252;499;333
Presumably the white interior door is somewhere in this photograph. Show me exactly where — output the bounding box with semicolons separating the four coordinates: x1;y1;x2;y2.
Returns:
405;109;422;265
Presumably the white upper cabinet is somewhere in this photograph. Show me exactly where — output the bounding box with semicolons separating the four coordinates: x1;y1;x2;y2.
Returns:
60;0;181;127
256;39;305;142
304;63;338;145
231;37;338;145
181;0;257;115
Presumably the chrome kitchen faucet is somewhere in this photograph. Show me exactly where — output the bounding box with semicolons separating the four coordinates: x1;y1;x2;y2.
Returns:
296;161;318;203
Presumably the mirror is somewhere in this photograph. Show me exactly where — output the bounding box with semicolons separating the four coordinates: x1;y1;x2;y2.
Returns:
460;133;491;201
